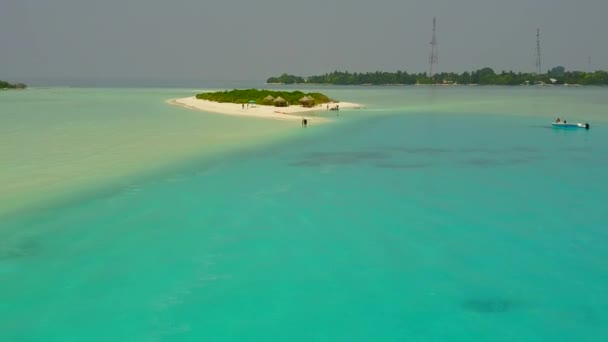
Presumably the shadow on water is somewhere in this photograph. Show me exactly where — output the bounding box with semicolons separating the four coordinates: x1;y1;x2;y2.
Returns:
577;305;608;326
510;146;540;153
384;146;451;154
461;298;519;314
459;156;538;167
288;151;390;167
386;146;541;155
562;146;593;152
288;146;544;169
374;162;433;169
0;238;40;261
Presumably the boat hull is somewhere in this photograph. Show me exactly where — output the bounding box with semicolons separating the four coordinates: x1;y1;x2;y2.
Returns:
552;122;589;129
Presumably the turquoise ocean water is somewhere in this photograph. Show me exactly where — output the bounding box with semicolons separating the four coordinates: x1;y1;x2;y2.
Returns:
1;86;608;340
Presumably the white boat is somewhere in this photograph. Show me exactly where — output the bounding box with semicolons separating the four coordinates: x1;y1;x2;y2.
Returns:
552;122;590;129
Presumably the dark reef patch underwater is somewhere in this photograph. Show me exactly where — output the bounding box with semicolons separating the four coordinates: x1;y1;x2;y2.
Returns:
461;298;519;314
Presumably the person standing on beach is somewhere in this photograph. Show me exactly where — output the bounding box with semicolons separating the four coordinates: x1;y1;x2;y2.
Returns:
242;103;244;110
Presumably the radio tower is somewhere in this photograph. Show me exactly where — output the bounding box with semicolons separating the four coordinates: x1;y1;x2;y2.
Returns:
535;28;542;75
429;17;438;77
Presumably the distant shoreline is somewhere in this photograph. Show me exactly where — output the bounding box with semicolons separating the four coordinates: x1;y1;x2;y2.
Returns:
267;68;608;86
265;82;591;87
0;80;27;90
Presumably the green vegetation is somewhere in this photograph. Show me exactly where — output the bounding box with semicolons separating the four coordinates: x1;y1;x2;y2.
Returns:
267;67;608;86
196;89;332;105
0;80;27;89
266;74;305;84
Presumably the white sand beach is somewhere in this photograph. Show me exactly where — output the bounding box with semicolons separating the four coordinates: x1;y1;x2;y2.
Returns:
169;97;363;123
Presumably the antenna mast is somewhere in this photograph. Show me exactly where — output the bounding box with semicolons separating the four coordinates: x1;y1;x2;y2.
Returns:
429;17;438;77
535;28;542;75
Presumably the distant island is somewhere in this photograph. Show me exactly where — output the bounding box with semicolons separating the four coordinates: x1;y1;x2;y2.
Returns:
267;67;608;86
0;80;27;89
196;89;332;106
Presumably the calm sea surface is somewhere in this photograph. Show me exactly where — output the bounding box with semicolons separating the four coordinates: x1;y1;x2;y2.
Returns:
1;86;607;340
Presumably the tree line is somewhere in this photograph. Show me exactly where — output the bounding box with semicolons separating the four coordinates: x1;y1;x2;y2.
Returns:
196;89;332;105
267;67;608;86
0;80;27;89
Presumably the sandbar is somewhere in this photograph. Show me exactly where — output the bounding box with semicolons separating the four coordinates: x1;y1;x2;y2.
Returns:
168;97;363;123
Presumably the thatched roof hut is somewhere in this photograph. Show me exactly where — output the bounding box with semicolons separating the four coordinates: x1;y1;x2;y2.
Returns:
263;95;275;104
273;96;287;107
299;95;315;107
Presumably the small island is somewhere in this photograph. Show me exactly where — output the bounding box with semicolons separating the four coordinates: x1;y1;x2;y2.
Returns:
169;89;362;123
0;80;27;89
196;89;332;106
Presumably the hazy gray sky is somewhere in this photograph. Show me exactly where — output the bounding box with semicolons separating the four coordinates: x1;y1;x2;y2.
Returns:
1;0;606;83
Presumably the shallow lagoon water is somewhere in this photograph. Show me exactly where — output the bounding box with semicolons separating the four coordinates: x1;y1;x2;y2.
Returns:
1;86;607;340
0;87;296;218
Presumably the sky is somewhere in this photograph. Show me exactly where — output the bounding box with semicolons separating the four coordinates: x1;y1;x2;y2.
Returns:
1;0;607;84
